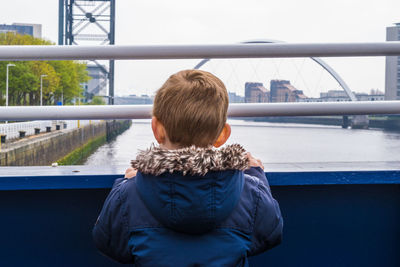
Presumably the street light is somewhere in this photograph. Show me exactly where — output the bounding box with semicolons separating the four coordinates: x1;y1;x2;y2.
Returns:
40;74;47;106
6;63;16;107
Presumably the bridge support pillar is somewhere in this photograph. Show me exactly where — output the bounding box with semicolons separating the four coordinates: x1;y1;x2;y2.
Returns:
342;116;349;128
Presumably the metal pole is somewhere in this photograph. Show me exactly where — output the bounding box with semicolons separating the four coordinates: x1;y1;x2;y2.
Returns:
40;76;43;106
67;0;73;45
5;64;15;107
1;42;400;61
1;101;400;121
58;0;64;45
109;61;114;105
109;0;116;105
5;67;8;124
64;0;69;45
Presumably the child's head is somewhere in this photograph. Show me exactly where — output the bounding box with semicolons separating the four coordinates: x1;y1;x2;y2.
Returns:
152;69;230;148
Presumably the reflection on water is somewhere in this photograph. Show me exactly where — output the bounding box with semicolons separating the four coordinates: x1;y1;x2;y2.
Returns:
84;119;400;166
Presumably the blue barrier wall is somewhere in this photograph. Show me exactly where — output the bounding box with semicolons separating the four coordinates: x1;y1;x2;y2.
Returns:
0;164;399;267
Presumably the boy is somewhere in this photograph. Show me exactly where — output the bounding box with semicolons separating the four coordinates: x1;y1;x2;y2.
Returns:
93;70;283;266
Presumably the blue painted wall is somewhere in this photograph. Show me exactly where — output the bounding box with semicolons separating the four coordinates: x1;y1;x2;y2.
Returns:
0;169;399;266
252;184;400;267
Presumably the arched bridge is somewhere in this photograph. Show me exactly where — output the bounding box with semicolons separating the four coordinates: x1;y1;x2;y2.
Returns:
194;39;358;101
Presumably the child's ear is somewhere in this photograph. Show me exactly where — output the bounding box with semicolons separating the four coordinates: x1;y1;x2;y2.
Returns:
213;123;231;148
151;116;166;144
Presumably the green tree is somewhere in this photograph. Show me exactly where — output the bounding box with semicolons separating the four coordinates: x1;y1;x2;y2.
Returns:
87;96;106;105
0;32;90;106
49;61;90;105
30;61;60;105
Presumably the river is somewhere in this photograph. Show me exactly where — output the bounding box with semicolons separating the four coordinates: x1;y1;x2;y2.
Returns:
84;119;400;166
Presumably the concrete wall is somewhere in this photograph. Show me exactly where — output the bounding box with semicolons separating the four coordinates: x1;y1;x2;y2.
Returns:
0;120;131;166
249;116;398;130
106;119;132;141
0;122;106;166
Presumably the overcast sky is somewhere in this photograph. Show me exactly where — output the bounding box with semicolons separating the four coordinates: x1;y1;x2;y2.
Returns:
1;0;400;97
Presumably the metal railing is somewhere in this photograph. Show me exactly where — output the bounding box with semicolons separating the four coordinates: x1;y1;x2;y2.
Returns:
0;121;52;139
0;42;400;60
0;120;100;139
0;101;400;121
0;42;400;120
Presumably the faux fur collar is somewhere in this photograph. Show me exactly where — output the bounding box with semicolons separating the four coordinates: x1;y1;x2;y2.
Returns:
131;144;249;176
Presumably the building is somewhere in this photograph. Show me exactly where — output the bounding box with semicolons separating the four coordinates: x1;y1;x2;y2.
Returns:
319;90;351;102
270;80;307;102
0;23;42;38
385;23;400;100
114;95;154;105
228;92;245;103
298;90;385;102
245;82;270;103
356;93;385;101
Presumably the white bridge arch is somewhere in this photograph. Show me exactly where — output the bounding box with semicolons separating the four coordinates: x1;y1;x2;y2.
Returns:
193;39;357;101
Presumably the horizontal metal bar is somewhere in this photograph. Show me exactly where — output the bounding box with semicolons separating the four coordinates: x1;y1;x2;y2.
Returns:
0;101;399;121
228;101;400;117
1;163;400;189
0;105;152;120
1;42;400;61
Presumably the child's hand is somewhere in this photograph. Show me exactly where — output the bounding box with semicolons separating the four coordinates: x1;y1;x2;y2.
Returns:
247;153;264;170
124;167;137;179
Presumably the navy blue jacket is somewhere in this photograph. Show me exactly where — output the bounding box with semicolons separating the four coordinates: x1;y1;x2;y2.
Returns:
93;167;283;266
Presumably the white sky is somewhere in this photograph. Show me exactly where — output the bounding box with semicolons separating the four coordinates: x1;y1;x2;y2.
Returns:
1;0;400;97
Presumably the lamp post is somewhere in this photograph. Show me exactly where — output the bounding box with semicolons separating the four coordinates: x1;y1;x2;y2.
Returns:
40;74;47;106
6;63;16;107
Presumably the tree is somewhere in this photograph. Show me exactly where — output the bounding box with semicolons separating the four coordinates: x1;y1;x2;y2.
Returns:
87;96;106;105
0;32;90;106
49;61;90;105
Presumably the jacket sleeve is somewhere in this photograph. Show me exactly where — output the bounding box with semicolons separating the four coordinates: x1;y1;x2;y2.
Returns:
92;178;134;264
245;167;283;256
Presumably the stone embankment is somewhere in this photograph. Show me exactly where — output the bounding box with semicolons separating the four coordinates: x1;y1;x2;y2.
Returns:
0;120;131;166
249;115;399;130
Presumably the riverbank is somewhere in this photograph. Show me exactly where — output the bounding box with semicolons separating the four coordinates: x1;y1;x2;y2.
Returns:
57;134;107;165
0;120;132;166
244;115;398;130
58;120;132;165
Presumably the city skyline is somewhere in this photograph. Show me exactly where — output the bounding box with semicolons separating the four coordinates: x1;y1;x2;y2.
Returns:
0;0;399;98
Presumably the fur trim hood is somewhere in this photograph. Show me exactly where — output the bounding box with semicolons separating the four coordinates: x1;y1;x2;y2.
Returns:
131;144;249;176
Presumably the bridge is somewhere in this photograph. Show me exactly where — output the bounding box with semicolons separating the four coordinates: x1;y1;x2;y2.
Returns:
195;40;358;100
194;40;370;128
0;43;400;266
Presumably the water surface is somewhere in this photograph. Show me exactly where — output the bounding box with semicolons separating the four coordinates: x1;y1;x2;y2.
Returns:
85;119;400;166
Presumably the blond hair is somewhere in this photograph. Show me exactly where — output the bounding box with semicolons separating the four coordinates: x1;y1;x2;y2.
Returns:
153;69;229;147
